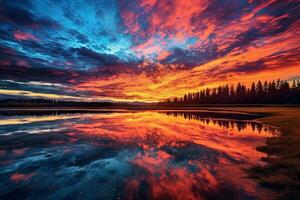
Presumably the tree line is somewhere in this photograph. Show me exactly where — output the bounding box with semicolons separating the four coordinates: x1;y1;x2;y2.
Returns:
0;98;129;107
160;79;300;105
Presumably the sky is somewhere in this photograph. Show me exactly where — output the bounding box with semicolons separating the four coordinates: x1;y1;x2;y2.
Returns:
0;0;300;102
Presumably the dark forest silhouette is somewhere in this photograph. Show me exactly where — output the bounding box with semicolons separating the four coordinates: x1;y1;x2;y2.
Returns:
0;79;299;107
0;99;129;107
160;79;300;105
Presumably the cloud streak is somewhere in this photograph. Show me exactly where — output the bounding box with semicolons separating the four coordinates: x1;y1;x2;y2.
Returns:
0;0;299;101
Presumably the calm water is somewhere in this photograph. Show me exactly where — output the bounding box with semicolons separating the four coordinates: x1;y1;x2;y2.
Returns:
0;111;279;200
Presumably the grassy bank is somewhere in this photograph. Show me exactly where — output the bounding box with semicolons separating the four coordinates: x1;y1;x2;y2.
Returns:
0;106;299;199
203;107;300;200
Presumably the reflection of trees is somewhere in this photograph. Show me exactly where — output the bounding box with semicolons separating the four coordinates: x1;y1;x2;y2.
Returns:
161;112;279;135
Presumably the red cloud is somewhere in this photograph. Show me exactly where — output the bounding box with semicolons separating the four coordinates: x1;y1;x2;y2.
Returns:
10;172;36;183
13;31;39;41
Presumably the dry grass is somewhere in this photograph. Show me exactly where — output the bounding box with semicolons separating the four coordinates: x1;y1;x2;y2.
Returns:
203;107;300;200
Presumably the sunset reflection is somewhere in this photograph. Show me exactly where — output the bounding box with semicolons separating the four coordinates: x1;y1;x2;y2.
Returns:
0;111;278;199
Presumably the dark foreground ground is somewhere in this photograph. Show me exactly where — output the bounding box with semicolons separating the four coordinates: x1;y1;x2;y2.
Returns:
154;106;300;199
202;107;300;200
0;106;299;199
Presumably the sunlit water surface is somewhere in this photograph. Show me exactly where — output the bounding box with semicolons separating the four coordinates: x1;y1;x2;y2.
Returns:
0;111;279;200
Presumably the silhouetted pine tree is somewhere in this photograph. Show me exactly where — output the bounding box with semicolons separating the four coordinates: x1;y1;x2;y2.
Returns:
160;79;300;105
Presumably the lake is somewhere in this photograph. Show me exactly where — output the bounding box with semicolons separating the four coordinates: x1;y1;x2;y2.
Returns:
0;110;279;200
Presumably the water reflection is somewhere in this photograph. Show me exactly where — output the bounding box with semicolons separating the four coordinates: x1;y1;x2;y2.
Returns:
162;111;278;134
0;111;279;200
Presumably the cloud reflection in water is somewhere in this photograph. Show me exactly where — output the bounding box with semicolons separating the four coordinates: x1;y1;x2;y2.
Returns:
0;111;279;199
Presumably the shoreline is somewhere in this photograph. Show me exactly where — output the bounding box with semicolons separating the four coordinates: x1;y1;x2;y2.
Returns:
0;106;269;120
0;106;299;199
200;107;300;199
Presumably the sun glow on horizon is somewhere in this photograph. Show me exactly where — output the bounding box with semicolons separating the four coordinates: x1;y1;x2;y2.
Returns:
0;0;300;101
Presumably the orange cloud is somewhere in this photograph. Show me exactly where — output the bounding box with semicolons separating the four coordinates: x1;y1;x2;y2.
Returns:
74;18;300;102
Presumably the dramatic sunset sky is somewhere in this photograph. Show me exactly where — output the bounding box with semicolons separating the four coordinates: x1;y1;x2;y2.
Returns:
0;0;300;102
